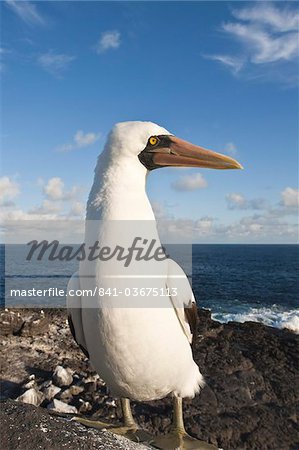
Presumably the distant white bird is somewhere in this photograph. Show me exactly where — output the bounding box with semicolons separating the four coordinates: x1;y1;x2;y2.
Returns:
67;122;242;449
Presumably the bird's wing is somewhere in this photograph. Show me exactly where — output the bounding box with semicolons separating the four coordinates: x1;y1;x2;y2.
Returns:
166;258;198;347
66;272;89;359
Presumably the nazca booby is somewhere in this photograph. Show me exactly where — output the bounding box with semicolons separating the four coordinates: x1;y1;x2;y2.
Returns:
67;121;242;449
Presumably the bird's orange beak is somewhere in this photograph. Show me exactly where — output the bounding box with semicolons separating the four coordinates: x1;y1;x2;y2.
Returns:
152;136;243;170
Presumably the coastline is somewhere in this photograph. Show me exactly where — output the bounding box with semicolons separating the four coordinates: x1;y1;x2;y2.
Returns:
0;307;298;450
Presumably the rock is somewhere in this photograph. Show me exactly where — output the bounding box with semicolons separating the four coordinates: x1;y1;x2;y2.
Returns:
42;384;61;401
52;365;73;387
23;375;36;389
0;380;22;401
17;388;44;406
58;384;84;401
23;380;35;389
1;400;151;450
47;399;78;414
84;374;101;383
0;310;24;335
79;399;92;413
84;381;97;392
1;307;298;450
39;379;52;390
69;384;85;396
106;398;117;407
59;388;73;402
20;311;49;337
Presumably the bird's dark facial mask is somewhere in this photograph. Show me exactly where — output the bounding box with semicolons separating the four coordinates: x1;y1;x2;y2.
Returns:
138;135;174;170
138;135;243;171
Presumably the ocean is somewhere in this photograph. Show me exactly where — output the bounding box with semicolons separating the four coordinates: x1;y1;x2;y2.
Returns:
192;244;299;333
1;244;298;333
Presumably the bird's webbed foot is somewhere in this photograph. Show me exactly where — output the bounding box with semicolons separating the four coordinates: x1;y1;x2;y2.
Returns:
71;415;154;445
152;428;218;450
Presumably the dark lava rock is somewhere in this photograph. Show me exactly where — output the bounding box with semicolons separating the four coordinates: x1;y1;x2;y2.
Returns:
0;310;49;337
1;308;298;450
130;312;299;450
0;400;150;450
20;311;49;337
0;310;24;335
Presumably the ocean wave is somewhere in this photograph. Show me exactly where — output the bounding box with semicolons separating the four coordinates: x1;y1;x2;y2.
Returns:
212;307;299;334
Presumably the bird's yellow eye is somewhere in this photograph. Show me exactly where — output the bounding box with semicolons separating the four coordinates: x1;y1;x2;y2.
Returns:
149;137;158;146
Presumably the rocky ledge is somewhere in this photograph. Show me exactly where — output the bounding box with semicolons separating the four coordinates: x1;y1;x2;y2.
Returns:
0;308;298;450
1;400;151;450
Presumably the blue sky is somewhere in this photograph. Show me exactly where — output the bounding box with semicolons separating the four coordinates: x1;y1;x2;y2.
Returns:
1;1;298;243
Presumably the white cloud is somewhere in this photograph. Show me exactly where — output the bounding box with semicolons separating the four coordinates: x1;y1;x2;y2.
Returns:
29;199;62;215
69;201;85;217
157;211;297;244
281;187;299;207
172;173;207;191
226;192;268;210
1;174;296;243
5;0;45;25
0;176;86;230
205;54;244;74
43;177;64;201
225;142;238;156
0;176;20;206
41;200;62;214
56;130;101;152
208;3;299;84
232;4;299;33
151;201;176;221
74;130;99;147
43;177;81;202
38;51;76;77
194;216;215;235
226;192;247;209
225;212;297;241
223;22;298;64
29;199;85;218
1;208;40;221
1;206;83;223
96;31;121;54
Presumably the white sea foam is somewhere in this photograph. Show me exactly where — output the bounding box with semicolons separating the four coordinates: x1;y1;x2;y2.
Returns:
212;307;299;334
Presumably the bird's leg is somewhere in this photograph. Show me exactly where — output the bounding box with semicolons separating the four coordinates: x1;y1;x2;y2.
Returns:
120;397;138;429
172;395;186;434
71;397;153;444
152;397;218;450
108;398;154;443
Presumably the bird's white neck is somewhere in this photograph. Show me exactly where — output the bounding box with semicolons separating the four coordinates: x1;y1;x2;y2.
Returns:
86;152;155;221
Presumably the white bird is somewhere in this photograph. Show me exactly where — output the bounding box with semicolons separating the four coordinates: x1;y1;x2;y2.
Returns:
67;121;242;449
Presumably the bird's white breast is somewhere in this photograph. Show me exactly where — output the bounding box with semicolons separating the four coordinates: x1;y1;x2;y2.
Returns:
79;124;203;400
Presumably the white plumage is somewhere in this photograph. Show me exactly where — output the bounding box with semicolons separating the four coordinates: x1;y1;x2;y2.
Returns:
68;121;204;401
67;121;241;449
